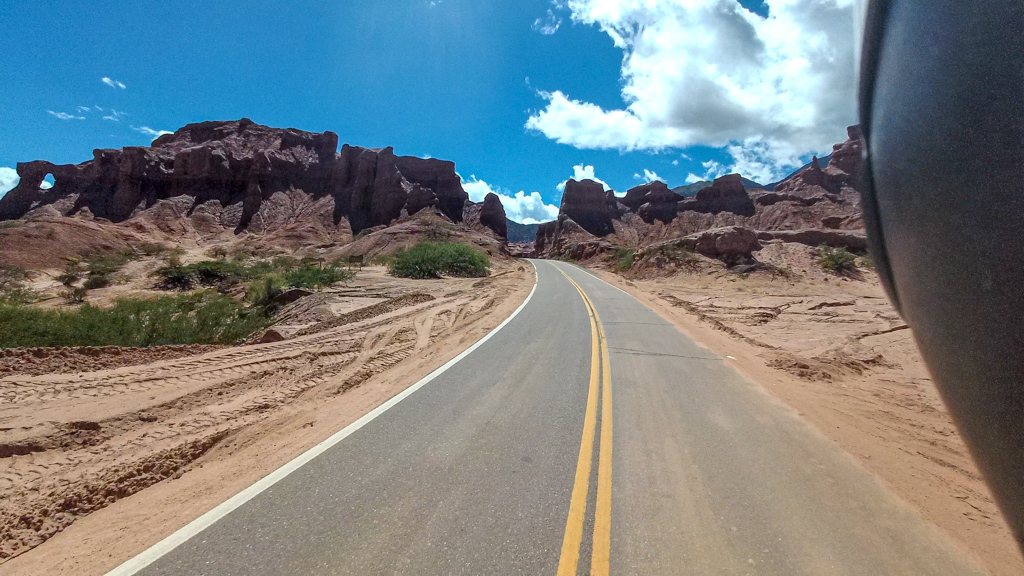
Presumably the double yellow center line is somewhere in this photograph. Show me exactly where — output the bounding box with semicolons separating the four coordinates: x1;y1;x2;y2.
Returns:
556;267;613;576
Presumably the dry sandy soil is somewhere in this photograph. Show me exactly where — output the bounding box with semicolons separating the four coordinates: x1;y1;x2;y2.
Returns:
594;241;1022;576
0;262;535;575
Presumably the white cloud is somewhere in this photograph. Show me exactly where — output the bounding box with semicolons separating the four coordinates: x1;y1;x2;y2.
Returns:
532;9;563;34
633;168;665;183
0;167;19;199
463;176;559;224
102;77;127;89
48;110;85;120
526;0;857;182
76;105;91;113
103;109;128;122
556;163;611;192
684;173;704;184
132;125;173;140
671;159;679;165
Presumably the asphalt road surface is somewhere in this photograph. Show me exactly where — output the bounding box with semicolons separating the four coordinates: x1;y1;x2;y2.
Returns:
118;260;984;575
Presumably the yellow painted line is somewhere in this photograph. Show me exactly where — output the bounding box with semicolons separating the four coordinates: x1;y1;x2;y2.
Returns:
556;267;601;576
592;298;613;576
554;265;614;576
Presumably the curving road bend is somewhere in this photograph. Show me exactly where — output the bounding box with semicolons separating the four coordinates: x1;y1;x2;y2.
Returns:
115;260;984;575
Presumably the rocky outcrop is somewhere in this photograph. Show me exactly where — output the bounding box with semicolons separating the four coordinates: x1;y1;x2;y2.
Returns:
478;193;507;239
622;181;681;224
635;226;761;266
534;128;866;262
462;192;508;240
678;174;756;216
0;119;471;236
756;229;867;251
774;125;862;199
558;179;618;237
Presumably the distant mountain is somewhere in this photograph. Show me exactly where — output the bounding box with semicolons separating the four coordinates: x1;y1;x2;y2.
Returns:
672;176;764;197
506;218;540;243
763;154;833;191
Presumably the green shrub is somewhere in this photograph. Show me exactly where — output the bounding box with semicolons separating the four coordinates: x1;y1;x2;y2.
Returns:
388;242;490;279
83;275;111;290
0;220;23;229
816;245;858;274
155;259;254;290
60;287;89;305
245;274;288;307
0;266;37;304
271;255;300;271
58;272;80;287
138;243;168;257
0;293;270;348
614;248;636;272
86;252;135;277
284;265;352;290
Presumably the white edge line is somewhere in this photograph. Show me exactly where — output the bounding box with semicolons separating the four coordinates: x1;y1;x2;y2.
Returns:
107;263;539;576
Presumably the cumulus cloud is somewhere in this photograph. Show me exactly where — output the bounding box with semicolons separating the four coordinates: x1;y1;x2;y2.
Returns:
463;177;559;224
633;168;665;183
132;125;173;139
102;77;127;89
556;163;611;192
48;110;86;120
684;159;729;184
527;0;857;182
0;167;19;199
532;9;563;34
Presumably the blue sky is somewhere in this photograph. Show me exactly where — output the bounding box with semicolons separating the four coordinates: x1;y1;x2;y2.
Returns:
0;0;856;223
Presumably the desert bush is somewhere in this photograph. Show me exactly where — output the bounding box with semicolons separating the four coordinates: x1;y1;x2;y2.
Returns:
83;275;111;290
207;246;230;259
0;293;270;348
57;272;80;286
816;245;858;274
155;259;253;290
138;243;168;257
0;220;23;229
0;266;37;305
614;248;636;272
245;274;289;307
271;255;300;271
284;265;352;290
163;247;187;267
389;242;490;279
86;252;135;277
60;287;89;305
638;243;697;268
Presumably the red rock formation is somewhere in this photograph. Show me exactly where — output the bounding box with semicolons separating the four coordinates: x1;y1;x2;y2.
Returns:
678;174;756;216
0;120;471;236
558;179;618;237
534;128;866;261
622;181;680;224
478;193;508;239
462;192;508;240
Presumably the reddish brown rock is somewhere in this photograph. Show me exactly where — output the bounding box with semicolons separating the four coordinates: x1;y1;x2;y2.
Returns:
0;120;470;236
622;181;681;224
558;179;617;237
462;192;508;240
774;125;862;199
478;193;507;239
678;174;756;216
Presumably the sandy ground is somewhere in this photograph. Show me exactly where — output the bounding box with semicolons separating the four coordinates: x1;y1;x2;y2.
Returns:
0;262;535;575
594;241;1022;576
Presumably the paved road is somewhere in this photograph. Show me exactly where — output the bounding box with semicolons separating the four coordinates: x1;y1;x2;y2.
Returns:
122;260;984;575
